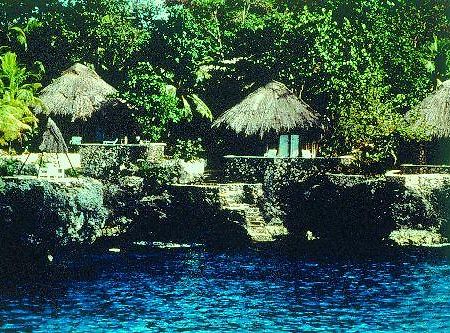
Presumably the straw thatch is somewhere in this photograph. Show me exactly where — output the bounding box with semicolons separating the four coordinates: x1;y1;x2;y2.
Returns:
36;63;117;121
39;117;68;153
213;81;321;137
412;80;450;138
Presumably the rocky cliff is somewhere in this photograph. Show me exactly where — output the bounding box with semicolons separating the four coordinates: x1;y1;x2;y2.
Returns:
268;173;450;248
0;177;107;271
2;167;450;273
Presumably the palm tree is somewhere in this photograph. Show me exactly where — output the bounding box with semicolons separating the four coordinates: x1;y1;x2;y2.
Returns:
0;51;44;146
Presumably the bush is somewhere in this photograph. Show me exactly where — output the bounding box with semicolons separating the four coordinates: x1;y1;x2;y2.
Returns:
0;157;39;176
0;158;21;176
170;138;205;162
138;160;182;192
65;167;82;178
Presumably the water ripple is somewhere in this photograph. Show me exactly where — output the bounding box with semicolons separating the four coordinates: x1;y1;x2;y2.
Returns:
1;249;450;332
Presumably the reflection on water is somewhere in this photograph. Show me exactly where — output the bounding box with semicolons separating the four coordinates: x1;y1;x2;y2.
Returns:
1;248;450;332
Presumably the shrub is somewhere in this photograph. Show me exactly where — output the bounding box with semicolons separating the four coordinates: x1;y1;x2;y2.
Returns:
170;138;205;162
65;167;82;178
138;160;182;192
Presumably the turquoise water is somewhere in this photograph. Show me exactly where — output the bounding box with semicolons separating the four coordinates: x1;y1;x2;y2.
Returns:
1;248;450;332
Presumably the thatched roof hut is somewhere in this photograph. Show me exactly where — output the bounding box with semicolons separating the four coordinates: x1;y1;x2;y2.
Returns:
39;117;68;153
36;63;117;121
213;81;321;137
412;80;450;138
34;63;137;142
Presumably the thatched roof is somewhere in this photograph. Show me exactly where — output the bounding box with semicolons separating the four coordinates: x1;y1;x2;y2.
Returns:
213;81;321;137
39;117;68;153
36;63;117;121
412;80;450;138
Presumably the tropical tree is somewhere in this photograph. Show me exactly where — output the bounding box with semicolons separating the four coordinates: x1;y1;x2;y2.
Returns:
0;25;44;147
120;62;212;141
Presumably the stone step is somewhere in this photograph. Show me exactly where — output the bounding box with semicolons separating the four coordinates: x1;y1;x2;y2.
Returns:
224;202;250;207
248;225;268;231
245;212;261;216
248;218;264;222
219;192;244;196
246;230;274;242
249;232;272;237
247;214;263;218
223;204;252;211
248;219;265;224
221;199;244;205
221;199;275;242
219;194;244;201
218;185;245;191
219;196;244;202
245;214;262;219
247;214;264;218
248;223;265;228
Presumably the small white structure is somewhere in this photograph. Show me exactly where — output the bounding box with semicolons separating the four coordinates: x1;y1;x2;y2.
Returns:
38;163;65;179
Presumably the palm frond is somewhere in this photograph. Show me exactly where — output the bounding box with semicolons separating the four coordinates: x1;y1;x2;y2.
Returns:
190;93;213;120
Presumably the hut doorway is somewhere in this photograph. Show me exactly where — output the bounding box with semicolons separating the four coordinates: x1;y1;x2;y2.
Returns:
276;134;318;158
425;138;450;165
277;134;299;157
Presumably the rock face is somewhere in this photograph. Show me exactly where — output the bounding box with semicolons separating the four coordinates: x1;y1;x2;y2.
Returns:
270;173;450;247
3;155;450;272
0;177;107;267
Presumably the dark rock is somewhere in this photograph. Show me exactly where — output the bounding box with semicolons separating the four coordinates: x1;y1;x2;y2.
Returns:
0;177;107;266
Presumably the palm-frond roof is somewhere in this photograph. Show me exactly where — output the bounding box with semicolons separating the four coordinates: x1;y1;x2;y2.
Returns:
213;81;321;137
412;80;450;138
39;117;68;153
36;63;117;121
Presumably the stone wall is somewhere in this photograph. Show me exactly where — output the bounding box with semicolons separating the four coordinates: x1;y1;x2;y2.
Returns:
223;156;347;183
143;143;166;161
79;143;165;180
400;164;450;174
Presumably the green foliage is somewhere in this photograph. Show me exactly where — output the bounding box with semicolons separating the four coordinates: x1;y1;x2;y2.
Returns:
65;167;82;178
138;160;182;190
0;24;44;147
423;35;450;87
0;157;37;176
2;0;449;170
331;68;407;167
120;62;187;141
0;157;21;176
120;62;212;141
171;138;205;161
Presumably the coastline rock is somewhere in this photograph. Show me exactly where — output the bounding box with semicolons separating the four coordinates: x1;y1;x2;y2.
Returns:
267;173;449;247
0;177;107;267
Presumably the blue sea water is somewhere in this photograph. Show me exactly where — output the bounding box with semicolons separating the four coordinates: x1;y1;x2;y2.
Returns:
1;247;450;332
